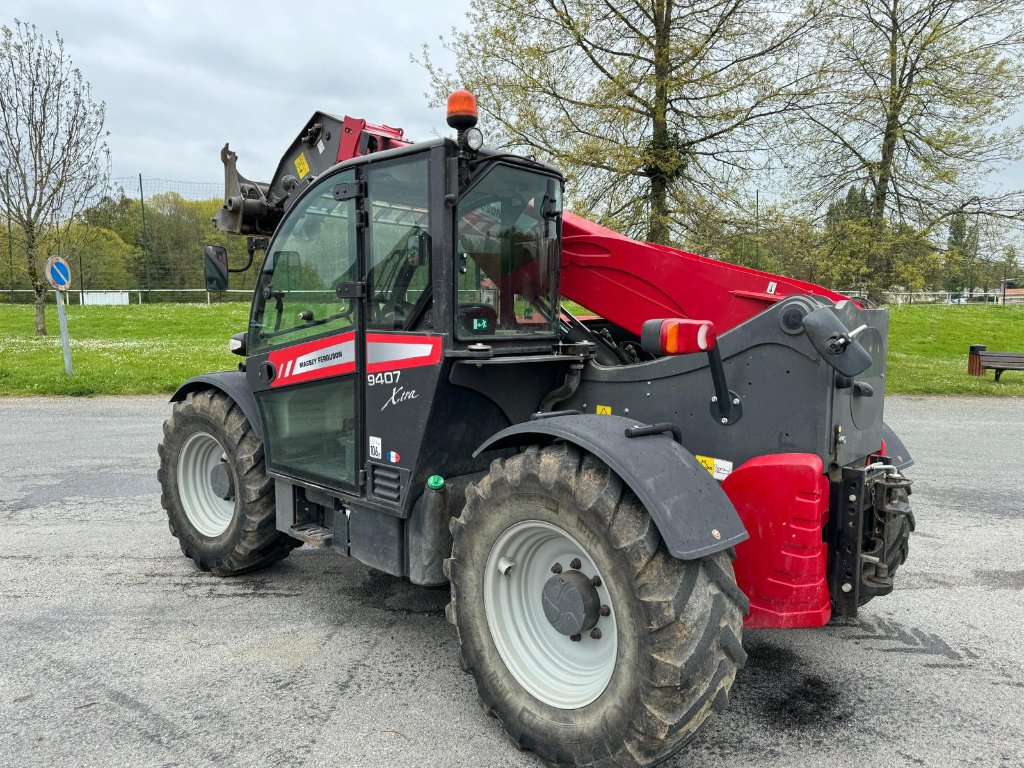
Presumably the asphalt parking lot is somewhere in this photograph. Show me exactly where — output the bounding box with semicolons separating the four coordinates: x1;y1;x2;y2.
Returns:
1;394;1022;767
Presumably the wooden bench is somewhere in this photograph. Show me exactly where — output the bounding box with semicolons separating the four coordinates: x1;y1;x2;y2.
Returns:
968;345;1024;382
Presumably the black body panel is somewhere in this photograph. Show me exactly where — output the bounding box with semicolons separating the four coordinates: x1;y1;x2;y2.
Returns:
474;414;747;559
170;371;262;438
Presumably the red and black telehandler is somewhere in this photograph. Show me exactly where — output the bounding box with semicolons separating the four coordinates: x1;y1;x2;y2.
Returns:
158;90;914;766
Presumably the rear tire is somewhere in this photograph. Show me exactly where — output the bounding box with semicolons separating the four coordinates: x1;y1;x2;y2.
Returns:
446;443;748;767
157;389;299;576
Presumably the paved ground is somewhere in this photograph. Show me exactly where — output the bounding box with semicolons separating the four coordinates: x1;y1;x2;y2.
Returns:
0;395;1022;767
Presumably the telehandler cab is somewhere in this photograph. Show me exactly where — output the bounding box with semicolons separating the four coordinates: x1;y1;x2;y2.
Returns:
158;90;914;767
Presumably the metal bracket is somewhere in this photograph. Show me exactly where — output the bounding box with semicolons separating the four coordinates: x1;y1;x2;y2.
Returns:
624;422;683;444
832;467;866;617
709;390;743;425
336;282;366;299
333;180;366;201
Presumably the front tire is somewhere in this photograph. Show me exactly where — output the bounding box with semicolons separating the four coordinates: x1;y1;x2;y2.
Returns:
157;389;299;576
446;443;748;767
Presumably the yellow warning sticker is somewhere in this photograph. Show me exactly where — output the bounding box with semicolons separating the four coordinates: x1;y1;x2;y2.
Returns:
695;455;733;481
294;152;310;179
595;405;612;415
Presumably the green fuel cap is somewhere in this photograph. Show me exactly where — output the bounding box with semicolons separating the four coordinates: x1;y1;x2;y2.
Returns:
427;475;445;491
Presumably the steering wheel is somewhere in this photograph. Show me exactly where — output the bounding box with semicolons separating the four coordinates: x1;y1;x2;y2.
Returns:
370;291;417;325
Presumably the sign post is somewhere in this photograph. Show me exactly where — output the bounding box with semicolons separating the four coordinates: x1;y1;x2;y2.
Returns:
44;256;73;375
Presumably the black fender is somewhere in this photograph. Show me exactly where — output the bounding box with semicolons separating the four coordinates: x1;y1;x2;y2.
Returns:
882;421;913;470
170;371;263;439
474;414;748;560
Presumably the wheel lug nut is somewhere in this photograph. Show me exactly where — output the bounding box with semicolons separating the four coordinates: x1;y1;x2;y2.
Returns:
570;633;581;642
600;605;610;616
570;558;582;570
551;562;562;574
591;575;602;587
590;628;602;640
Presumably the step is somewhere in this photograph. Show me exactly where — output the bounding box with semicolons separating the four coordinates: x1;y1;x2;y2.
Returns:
289;523;334;548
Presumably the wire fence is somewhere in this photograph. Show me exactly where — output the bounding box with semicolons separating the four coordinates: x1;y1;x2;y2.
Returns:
108;176;222;201
1;288;252;306
4;175;1022;308
1;174;268;302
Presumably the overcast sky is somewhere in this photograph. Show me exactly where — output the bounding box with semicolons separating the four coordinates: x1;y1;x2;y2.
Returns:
5;0;471;185
4;0;1023;197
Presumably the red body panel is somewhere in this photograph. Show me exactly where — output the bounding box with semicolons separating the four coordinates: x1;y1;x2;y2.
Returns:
337;117;409;163
560;212;847;336
721;454;832;629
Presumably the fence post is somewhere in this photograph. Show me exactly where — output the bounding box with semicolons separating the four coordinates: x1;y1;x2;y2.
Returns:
968;344;986;376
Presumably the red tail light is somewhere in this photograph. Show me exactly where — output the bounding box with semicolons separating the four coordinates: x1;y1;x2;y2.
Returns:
641;318;717;356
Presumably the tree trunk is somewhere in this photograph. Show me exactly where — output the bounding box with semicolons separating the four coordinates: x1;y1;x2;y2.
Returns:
871;0;901;228
33;284;47;335
647;0;672;245
24;228;47;336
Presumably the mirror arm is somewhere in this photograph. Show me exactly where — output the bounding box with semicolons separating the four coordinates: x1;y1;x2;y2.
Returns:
707;347;731;415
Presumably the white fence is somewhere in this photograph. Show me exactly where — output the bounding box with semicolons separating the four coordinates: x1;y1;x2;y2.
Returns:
2;288;253;305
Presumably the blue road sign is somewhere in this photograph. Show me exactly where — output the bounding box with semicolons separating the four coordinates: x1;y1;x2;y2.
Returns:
45;256;71;291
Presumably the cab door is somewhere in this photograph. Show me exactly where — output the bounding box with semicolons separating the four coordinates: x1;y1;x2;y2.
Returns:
245;169;364;493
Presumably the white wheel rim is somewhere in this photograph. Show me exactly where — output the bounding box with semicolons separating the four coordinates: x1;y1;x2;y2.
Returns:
483;519;618;709
176;431;235;537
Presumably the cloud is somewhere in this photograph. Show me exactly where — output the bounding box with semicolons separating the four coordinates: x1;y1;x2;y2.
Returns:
5;0;470;183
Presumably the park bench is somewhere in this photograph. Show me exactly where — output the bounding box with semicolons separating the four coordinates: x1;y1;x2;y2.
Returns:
968;345;1024;382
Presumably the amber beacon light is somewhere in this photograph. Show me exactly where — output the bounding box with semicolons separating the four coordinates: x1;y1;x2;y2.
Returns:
446;90;479;130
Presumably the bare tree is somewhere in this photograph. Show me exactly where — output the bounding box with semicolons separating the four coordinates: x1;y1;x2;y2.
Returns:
0;21;109;334
792;0;1024;231
420;0;823;245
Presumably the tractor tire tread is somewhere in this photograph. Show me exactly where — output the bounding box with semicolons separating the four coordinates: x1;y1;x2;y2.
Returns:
448;443;745;768
157;389;299;577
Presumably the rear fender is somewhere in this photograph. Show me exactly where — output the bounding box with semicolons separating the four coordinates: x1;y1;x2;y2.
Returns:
474;414;747;559
170;371;262;438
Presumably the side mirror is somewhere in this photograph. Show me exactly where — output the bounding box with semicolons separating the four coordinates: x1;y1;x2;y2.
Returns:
802;307;873;378
203;245;229;291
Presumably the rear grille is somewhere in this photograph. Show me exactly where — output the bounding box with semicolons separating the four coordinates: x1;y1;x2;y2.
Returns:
370;463;402;502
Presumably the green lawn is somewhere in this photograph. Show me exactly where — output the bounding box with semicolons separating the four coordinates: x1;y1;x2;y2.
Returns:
886;304;1024;396
0;302;1021;396
0;303;249;396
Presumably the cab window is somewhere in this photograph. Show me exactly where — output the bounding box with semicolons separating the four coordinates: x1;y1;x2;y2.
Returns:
365;156;431;330
249;171;358;353
456;164;561;339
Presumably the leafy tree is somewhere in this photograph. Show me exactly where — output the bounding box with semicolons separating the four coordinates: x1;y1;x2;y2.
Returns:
80;191;257;296
793;0;1024;229
422;0;823;245
0;21;109;333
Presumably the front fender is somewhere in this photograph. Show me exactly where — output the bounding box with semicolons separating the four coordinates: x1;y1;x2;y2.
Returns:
474;414;747;559
170;371;262;439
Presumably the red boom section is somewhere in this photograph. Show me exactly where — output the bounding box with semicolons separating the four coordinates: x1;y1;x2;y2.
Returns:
722;454;832;629
560;212;847;336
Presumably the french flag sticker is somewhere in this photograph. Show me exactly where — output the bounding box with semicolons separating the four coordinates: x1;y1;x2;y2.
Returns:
387;451;401;464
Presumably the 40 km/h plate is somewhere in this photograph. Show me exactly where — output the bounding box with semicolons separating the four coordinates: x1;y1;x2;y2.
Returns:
45;256;71;292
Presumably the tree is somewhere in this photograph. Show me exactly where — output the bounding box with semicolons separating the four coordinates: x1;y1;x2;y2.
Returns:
421;0;823;245
792;0;1024;230
0;21;109;334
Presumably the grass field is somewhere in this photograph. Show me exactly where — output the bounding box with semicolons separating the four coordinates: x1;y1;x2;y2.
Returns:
0;302;1022;396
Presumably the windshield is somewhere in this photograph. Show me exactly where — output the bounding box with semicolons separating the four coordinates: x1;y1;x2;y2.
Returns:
456;164;561;339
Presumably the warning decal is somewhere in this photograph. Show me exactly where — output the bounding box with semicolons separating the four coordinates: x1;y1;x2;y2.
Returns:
595;405;612;415
695;455;733;481
294;152;310;179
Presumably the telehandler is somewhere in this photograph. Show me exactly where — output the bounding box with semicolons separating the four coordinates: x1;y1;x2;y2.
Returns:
159;90;914;766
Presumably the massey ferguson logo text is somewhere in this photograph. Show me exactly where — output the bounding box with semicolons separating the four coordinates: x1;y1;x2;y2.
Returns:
299;349;346;369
